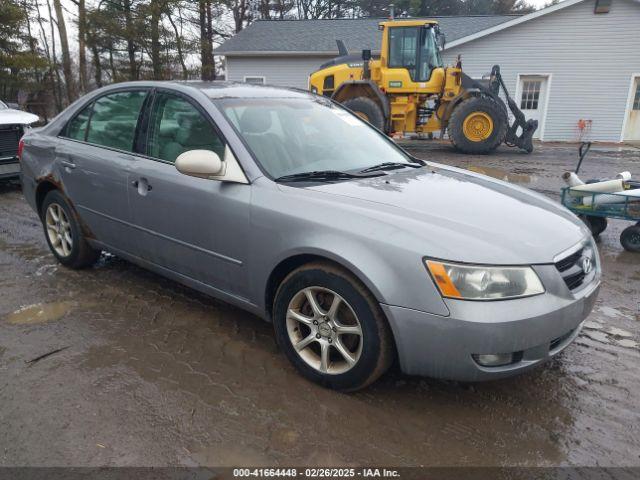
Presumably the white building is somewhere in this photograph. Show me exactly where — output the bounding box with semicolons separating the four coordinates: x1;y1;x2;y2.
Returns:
216;0;640;142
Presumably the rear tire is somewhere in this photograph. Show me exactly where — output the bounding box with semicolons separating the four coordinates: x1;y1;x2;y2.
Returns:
448;96;507;154
342;97;385;131
620;225;640;253
41;190;100;269
273;262;394;391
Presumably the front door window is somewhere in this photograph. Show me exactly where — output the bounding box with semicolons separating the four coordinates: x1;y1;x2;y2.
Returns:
147;92;225;163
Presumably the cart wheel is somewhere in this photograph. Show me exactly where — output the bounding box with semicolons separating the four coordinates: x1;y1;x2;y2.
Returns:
580;215;608;237
620;225;640;253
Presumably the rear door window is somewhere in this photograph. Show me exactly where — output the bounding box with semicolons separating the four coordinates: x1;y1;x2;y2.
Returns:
66;104;92;141
85;91;147;152
146;92;225;163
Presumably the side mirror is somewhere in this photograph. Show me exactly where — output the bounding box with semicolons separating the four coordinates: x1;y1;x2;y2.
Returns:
175;149;225;179
361;49;372;61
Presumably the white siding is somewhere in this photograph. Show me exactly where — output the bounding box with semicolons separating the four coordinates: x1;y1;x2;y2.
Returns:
442;0;640;142
226;56;333;90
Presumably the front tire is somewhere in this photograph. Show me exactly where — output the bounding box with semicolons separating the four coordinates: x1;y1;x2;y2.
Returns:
342;97;385;131
273;262;394;391
448;96;507;154
41;190;100;269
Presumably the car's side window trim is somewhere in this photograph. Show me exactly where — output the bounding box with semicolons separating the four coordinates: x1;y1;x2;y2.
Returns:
134;89;155;155
58;87;151;156
83;101;97;142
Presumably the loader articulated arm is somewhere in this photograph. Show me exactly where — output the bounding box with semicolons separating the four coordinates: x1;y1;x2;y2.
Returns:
489;65;538;153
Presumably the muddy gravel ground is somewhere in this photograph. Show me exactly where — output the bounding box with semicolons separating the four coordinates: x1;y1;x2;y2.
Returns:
1;142;639;468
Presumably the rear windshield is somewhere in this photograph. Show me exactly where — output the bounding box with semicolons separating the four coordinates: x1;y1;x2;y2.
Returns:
216;97;412;179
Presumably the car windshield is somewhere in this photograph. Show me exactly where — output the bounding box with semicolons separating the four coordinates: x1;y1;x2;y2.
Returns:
0;101;7;110
217;97;415;179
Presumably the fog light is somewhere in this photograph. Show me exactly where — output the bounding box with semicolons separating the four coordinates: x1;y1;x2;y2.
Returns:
473;352;516;367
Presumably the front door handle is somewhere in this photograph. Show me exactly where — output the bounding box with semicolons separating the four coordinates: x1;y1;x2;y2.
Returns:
60;160;76;169
131;178;152;194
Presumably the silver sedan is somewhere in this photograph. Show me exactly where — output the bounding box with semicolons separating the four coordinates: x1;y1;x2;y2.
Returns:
19;81;600;390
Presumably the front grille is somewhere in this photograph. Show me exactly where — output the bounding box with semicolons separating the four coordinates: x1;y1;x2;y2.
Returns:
556;248;582;272
555;247;589;291
0;126;21;159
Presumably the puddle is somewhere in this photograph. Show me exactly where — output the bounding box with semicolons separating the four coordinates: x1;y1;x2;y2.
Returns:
616;339;639;349
582;330;610;344
5;302;74;325
584;320;603;330
0;238;49;262
467;166;531;183
597;306;631;319
581;321;637;349
607;327;634;339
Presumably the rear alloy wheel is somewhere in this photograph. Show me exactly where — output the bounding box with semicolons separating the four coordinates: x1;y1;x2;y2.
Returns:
45;203;73;258
342;97;385;131
273;262;394;391
448;96;507;154
41;190;100;269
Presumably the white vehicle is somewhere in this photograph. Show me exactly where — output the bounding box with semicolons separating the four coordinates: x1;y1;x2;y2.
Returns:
0;100;39;180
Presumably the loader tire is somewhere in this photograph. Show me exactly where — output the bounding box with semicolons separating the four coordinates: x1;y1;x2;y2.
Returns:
449;96;507;154
342;97;385;131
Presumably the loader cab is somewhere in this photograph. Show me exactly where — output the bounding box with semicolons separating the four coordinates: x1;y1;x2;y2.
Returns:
380;20;445;91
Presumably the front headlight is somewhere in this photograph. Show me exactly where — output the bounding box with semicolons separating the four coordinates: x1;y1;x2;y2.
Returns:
425;260;545;301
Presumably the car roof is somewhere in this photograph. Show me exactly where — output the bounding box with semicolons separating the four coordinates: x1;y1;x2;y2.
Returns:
96;80;313;100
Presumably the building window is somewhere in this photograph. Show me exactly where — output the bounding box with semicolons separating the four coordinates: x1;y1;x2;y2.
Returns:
633;83;640;110
520;80;541;110
244;76;265;85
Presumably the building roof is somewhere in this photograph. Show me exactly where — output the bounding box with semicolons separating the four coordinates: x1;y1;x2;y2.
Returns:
446;0;586;48
215;15;519;56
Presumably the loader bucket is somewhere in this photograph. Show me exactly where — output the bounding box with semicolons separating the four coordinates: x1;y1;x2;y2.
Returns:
489;65;538;153
505;97;538;153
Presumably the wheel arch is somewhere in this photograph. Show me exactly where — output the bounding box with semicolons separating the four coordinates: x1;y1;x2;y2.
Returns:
35;179;60;217
264;251;386;322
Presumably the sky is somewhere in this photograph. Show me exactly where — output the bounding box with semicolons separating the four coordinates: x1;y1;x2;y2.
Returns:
528;0;554;7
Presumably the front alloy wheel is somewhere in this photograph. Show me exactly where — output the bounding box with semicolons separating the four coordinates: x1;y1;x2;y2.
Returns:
273;262;394;391
286;287;363;375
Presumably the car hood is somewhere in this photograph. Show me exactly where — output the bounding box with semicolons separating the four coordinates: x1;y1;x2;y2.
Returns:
300;165;588;265
0;108;39;126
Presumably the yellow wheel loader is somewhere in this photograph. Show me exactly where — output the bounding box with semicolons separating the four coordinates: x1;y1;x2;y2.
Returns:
309;19;538;154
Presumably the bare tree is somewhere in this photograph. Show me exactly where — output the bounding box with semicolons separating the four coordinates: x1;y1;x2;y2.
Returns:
52;0;77;103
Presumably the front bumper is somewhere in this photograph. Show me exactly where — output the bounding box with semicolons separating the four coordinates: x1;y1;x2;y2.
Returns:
0;157;20;180
382;263;600;382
